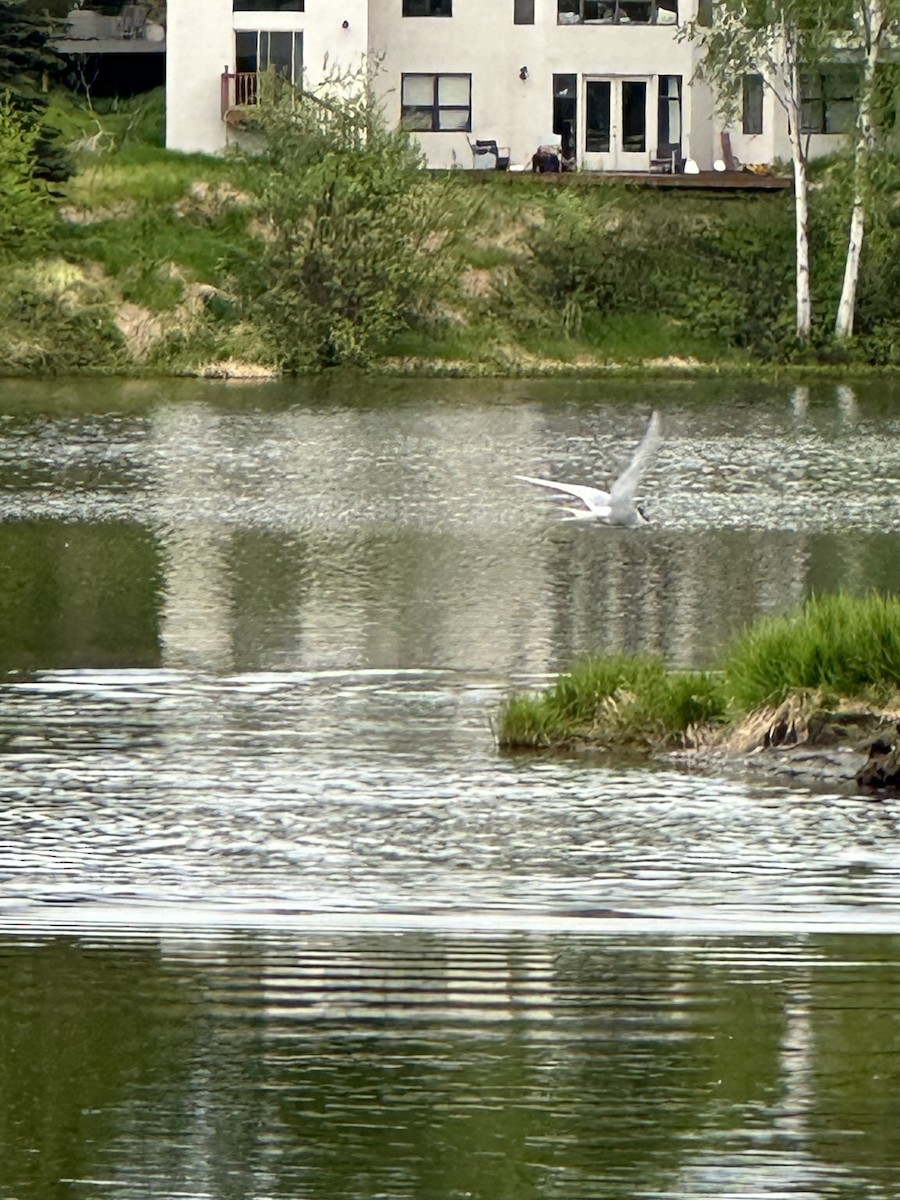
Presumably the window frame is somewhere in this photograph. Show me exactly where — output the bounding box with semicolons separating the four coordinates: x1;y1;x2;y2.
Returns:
402;0;453;16
400;73;472;132
234;28;304;88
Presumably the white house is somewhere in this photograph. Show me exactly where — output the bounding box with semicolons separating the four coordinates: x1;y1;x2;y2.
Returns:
165;1;856;173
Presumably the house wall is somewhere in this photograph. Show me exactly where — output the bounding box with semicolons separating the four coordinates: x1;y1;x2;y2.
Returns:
166;0;368;155
726;92;848;171
170;0;849;174
369;0;710;171
167;0;231;153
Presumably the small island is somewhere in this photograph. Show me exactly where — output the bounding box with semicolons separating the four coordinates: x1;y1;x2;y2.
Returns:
497;593;900;796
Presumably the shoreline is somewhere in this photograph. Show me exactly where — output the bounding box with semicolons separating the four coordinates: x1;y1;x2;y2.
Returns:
1;358;898;383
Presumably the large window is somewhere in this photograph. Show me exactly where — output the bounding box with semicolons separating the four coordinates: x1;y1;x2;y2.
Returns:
235;29;303;85
400;74;471;131
742;74;763;135
514;0;536;21
234;1;304;9
800;67;858;134
557;0;677;23
403;0;452;15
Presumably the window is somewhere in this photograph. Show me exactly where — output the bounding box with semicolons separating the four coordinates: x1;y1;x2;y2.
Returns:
234;1;304;9
800;67;858;134
658;75;682;150
514;0;535;21
400;74;471;131
742;74;763;134
557;0;676;23
235;29;303;85
403;0;452;15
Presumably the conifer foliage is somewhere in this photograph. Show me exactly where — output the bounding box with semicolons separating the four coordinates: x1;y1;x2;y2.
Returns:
0;0;71;182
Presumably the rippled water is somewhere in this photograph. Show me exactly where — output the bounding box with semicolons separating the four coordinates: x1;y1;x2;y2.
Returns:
2;375;900;1199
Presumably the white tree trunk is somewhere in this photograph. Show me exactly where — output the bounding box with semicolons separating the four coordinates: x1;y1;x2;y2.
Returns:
785;43;812;339
835;0;883;340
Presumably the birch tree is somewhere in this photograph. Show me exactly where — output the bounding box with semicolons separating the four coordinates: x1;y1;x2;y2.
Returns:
683;0;838;340
834;0;900;339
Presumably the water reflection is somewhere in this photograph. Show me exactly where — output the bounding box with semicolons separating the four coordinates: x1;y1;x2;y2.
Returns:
2;377;900;676
1;931;899;1200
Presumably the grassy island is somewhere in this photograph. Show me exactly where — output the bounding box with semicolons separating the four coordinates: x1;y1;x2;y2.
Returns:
498;594;900;754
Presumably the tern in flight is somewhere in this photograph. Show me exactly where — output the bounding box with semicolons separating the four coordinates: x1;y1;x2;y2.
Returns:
516;410;661;527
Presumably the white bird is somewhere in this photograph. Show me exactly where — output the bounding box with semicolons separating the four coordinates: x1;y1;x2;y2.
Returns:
516;410;661;527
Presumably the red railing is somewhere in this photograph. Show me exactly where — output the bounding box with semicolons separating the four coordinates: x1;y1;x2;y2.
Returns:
221;69;258;119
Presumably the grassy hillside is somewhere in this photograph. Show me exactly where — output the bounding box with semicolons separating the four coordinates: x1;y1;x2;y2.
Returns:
3;87;900;377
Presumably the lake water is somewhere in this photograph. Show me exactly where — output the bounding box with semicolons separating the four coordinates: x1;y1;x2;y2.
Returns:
2;374;900;1199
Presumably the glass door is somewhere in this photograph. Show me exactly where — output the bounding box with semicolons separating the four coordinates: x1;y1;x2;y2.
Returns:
582;77;651;171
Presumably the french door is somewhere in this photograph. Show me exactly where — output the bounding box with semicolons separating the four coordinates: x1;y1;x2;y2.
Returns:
582;77;651;171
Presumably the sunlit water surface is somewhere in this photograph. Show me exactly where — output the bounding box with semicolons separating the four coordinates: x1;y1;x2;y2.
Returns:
1;376;900;1199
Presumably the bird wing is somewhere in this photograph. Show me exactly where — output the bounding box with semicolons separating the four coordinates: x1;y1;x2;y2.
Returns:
609;411;661;504
515;475;610;513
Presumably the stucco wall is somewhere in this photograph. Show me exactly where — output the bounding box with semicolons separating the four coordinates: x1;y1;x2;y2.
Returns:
167;0;368;155
369;0;703;170
167;0;231;154
171;0;822;173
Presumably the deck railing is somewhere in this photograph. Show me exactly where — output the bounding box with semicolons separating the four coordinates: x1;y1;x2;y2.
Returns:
221;70;258;119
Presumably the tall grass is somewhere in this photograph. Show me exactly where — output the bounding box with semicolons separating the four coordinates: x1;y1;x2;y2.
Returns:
722;593;900;710
498;655;726;750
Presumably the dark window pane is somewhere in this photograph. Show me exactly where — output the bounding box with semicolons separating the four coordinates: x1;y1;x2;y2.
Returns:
742;73;763;134
403;0;452;14
585;80;611;152
233;1;304;10
234;30;257;73
800;71;824;132
267;31;293;78
619;2;652;21
514;0;535;22
621;79;646;152
554;73;577;157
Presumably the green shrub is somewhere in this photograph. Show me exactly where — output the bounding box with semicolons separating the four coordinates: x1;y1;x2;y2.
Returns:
234;67;467;371
506;189;799;359
722;593;900;710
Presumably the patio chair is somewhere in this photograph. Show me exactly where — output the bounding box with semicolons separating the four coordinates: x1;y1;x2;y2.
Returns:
468;138;510;171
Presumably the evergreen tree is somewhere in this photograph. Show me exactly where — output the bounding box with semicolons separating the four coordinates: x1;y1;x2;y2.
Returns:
0;0;72;182
0;92;54;258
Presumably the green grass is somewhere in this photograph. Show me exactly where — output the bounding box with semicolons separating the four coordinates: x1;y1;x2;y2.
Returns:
498;655;727;750
499;593;900;752
583;313;731;363
722;593;900;711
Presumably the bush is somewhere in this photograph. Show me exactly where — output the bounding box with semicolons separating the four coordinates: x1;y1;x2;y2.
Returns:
507;189;798;358
235;66;466;371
